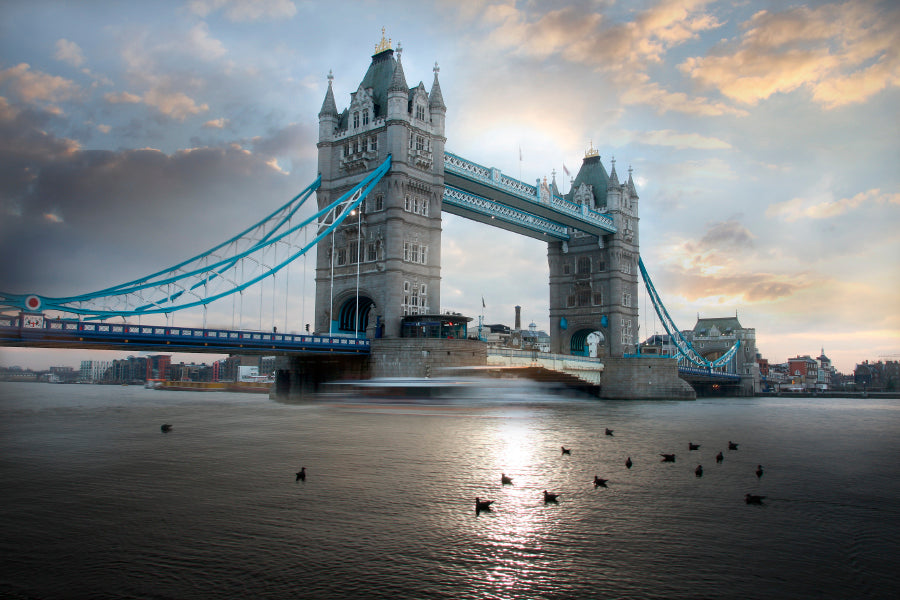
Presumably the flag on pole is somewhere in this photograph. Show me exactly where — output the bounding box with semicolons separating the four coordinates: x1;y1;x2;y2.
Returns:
519;147;522;161
563;164;570;176
482;296;486;308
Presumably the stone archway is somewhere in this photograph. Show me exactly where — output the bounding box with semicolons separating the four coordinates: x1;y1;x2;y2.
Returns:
570;328;605;357
337;295;376;335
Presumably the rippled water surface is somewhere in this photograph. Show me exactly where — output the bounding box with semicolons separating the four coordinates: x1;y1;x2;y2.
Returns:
2;382;899;599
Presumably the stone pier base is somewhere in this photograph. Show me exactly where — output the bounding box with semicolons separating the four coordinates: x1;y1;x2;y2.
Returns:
599;356;696;400
368;338;487;378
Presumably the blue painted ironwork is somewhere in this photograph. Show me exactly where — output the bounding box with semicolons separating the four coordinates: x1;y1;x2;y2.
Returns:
0;156;392;320
442;185;569;240
638;257;740;370
678;365;742;381
0;313;369;354
444;152;616;235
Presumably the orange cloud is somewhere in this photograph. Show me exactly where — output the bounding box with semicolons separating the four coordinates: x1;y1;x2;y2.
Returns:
143;89;209;120
0;63;80;104
679;1;900;108
766;189;900;222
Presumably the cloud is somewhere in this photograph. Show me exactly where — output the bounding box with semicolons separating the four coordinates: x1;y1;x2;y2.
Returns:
104;91;142;104
185;22;227;61
0;63;81;105
54;39;86;67
186;0;297;22
105;88;209;120
203;117;228;128
142;89;209;120
635;129;731;150
679;1;900;108
662;220;755;276
0;101;312;295
619;79;748;116
766;188;900;222
458;0;739;117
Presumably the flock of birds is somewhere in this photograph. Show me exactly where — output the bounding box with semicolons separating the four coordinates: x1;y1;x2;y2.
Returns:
161;422;767;508
473;434;767;514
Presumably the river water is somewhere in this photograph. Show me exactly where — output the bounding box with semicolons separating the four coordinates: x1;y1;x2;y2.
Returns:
1;381;898;599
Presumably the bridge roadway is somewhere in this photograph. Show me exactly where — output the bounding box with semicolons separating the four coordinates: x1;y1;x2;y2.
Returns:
0;314;369;355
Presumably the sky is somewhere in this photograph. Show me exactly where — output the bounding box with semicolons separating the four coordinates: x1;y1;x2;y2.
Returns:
0;0;898;374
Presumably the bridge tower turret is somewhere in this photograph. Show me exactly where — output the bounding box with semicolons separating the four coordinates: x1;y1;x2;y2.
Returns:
547;149;640;358
314;36;445;338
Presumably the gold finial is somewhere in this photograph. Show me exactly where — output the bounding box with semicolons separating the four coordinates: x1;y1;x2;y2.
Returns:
585;139;599;158
375;27;392;53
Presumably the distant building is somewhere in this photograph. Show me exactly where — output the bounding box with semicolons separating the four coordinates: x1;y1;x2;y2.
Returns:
48;366;78;384
639;333;678;357
685;315;760;394
816;348;834;390
80;360;112;383
146;355;171;381
788;355;819;390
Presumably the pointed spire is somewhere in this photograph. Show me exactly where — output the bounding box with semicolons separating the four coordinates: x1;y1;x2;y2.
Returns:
627;164;639;198
318;69;338;117
608;155;619;187
389;52;408;93
429;61;445;110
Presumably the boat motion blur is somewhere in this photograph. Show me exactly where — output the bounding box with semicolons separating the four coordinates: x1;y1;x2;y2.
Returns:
320;376;569;405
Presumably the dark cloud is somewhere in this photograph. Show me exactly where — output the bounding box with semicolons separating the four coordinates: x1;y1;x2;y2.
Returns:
697;220;755;250
0;100;317;297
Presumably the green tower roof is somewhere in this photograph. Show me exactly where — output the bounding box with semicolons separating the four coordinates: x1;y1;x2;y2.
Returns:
358;49;401;118
565;153;609;208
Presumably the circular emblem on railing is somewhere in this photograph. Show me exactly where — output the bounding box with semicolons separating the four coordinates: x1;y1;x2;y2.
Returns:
24;295;41;311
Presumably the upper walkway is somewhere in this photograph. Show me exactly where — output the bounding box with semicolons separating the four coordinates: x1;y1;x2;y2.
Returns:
443;152;617;240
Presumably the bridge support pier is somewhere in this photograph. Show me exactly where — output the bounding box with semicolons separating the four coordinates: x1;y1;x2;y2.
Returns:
271;354;369;402
600;356;696;400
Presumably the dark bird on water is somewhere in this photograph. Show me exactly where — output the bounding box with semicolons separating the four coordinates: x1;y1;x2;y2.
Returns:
594;476;609;488
501;473;513;485
660;453;676;462
296;467;306;481
695;465;703;477
160;424;172;433
561;446;571;455
728;441;739;450
716;451;724;463
543;490;560;503
689;442;700;450
756;465;764;479
745;493;766;505
605;428;614;436
475;497;494;512
625;456;633;469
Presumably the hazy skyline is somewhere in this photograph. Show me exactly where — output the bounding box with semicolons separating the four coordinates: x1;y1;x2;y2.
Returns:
1;0;898;373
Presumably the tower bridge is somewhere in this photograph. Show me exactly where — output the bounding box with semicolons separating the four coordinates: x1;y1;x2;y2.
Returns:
0;36;759;399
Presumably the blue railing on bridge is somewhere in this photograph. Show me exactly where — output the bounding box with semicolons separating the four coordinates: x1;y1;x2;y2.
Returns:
444;152;616;233
677;366;742;381
0;314;369;354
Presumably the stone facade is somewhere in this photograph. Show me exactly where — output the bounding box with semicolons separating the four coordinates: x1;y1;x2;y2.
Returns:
599;356;696;400
548;152;640;358
315;43;446;339
369;338;487;378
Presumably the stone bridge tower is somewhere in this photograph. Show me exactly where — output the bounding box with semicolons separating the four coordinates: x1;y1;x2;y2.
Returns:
547;148;640;358
315;37;446;338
